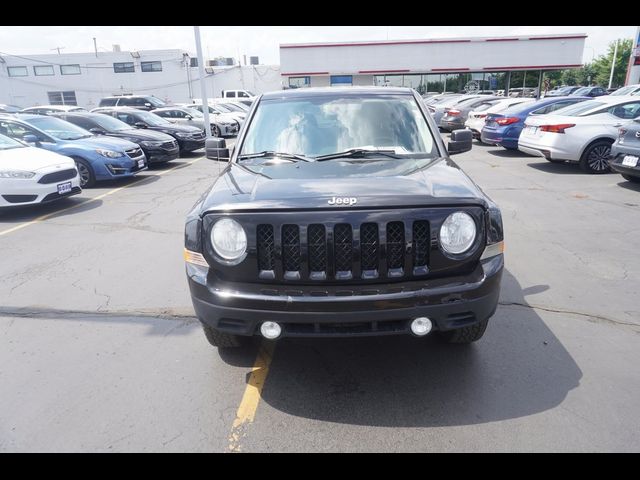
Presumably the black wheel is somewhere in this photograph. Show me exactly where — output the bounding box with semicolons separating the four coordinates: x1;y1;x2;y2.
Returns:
622;173;640;183
438;318;489;344
212;125;221;137
579;140;612;174
73;157;95;188
203;324;248;348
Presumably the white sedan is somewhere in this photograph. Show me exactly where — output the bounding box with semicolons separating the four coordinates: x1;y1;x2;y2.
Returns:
0;133;81;208
518;96;640;173
465;97;534;139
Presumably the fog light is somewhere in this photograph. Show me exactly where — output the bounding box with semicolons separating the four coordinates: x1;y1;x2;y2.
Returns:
260;321;282;340
411;317;432;336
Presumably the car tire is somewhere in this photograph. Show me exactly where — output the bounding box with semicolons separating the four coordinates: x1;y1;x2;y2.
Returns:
579;140;613;174
622;174;640;183
438;318;489;344
202;324;248;348
212;125;221;137
73;157;96;188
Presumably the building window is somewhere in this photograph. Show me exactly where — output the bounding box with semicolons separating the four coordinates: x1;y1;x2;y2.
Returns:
113;62;135;73
288;76;310;89
190;57;198;68
141;61;162;72
34;65;54;76
7;66;28;77
330;75;352;86
60;64;81;75
47;91;78;106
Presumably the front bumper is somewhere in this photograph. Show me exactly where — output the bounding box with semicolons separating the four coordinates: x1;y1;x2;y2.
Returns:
143;145;180;163
0;175;81;208
217;123;240;137
177;138;206;152
439;118;465;131
187;254;503;338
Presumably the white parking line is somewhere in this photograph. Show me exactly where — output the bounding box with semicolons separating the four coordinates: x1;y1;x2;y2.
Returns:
0;157;203;238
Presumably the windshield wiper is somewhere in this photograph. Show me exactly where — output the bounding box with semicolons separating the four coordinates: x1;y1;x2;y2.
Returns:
314;148;401;162
238;151;312;162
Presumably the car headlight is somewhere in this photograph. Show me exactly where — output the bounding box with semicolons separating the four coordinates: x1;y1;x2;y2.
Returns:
140;141;164;147
0;170;36;179
210;218;247;261
174;132;192;139
95;149;124;158
440;212;477;254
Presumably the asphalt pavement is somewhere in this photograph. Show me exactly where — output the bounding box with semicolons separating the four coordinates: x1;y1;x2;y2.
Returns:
1;139;639;452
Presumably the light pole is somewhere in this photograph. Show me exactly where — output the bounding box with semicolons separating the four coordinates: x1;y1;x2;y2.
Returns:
608;39;619;89
193;26;212;138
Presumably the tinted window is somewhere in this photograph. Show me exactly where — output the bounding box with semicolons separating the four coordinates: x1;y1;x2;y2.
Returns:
27;116;92;140
608;102;640;119
113;62;135;73
141;61;162;72
114;113;138;125
99;98;118;107
91;115;131;131
64;116;96;130
1;121;48;142
225;91;236;98
551;101;605;116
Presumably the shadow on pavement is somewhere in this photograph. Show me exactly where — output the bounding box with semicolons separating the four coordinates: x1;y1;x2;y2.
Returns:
616;179;640;192
253;269;581;427
0;197;103;225
488;148;530;158
526;161;584;175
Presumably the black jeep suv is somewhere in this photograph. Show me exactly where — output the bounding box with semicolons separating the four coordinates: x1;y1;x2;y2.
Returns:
185;87;504;348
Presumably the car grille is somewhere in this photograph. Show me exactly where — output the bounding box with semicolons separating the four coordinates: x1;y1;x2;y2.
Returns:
38;168;77;184
256;220;431;282
163;140;178;149
125;147;144;159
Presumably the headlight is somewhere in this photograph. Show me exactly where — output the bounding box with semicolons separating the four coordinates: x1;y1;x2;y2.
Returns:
210;218;247;261
0;170;36;179
95;149;124;158
440;212;477;254
174;132;192;139
140;141;164;147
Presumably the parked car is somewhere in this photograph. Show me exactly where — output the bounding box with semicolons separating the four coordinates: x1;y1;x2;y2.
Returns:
571;86;608;98
0;114;146;187
188;102;247;123
161;106;240;137
423;93;463;106
428;95;483;126
481;96;590;150
53;112;179;164
544;86;582;98
91;107;205;154
609;119;640;183
0;104;22;114
439;96;501;131
21;105;86;115
212;100;251;113
609;84;640;96
98;95;167;111
0;132;81;208
465;98;534;139
220;89;255;106
185;86;504;348
518;96;640;173
508;88;538;98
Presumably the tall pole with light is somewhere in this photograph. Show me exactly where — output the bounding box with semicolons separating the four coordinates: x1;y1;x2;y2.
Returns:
194;26;212;138
608;39;619;89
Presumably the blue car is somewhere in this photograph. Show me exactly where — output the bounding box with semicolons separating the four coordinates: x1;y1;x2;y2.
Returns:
0;114;147;187
480;96;590;150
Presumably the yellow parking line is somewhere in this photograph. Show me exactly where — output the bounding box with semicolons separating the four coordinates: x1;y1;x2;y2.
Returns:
0;157;202;237
227;341;275;452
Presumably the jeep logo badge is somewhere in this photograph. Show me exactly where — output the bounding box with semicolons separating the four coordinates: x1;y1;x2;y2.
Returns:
328;197;357;206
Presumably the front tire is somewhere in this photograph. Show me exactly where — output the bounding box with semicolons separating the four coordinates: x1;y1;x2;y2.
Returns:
73;157;96;188
622;173;640;183
438;318;489;344
212;125;221;137
579;140;612;174
202;325;248;348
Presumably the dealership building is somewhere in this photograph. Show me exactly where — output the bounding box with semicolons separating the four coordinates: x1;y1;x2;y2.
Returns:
280;33;588;94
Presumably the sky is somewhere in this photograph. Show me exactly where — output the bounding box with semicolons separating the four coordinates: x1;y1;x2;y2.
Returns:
0;26;637;64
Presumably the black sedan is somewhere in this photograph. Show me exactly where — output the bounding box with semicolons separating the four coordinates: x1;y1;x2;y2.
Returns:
610;119;640;183
54;112;179;164
91;107;205;154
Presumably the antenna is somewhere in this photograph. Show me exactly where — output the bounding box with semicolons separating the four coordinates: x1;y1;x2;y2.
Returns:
51;46;66;55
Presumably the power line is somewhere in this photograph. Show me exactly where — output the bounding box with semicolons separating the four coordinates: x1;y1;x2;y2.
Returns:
0;50;186;69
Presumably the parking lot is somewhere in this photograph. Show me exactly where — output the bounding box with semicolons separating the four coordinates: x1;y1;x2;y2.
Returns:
1;137;639;452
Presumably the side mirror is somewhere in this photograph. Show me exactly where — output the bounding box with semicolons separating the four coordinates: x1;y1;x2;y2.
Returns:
134;122;147;129
447;129;473;155
205;137;230;161
23;134;39;145
89;128;105;135
185;115;193;120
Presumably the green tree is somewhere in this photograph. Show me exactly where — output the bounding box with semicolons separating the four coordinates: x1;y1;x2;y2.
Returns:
591;38;633;87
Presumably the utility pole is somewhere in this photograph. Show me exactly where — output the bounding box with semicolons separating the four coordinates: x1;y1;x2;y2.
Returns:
93;37;98;57
194;26;212;138
51;47;65;55
608;39;619;89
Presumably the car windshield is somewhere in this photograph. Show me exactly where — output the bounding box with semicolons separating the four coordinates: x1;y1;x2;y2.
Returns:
0;133;26;150
572;87;592;96
28;116;92;140
609;85;638;96
240;94;437;159
135;111;172;126
220;103;244;113
92;114;131;132
147;96;166;107
213;104;233;114
551;101;606;116
182;108;203;118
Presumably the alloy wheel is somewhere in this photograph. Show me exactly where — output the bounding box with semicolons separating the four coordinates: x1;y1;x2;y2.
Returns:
587;145;611;172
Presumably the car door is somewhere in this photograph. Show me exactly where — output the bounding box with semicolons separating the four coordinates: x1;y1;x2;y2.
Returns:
1;120;57;152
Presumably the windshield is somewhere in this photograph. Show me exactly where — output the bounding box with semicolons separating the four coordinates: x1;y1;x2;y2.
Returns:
551;101;606;116
92;115;131;132
572;87;592;96
28;116;92;140
0;133;26;150
610;85;640;96
213;104;233;114
240;94;437;159
220;103;244;113
136;111;172;126
182;107;203;118
147;96;166;107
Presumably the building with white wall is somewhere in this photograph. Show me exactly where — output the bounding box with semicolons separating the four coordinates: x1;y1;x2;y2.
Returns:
280;33;587;94
0;49;282;109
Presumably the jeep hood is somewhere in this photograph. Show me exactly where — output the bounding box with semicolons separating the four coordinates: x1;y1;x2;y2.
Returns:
200;157;488;213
